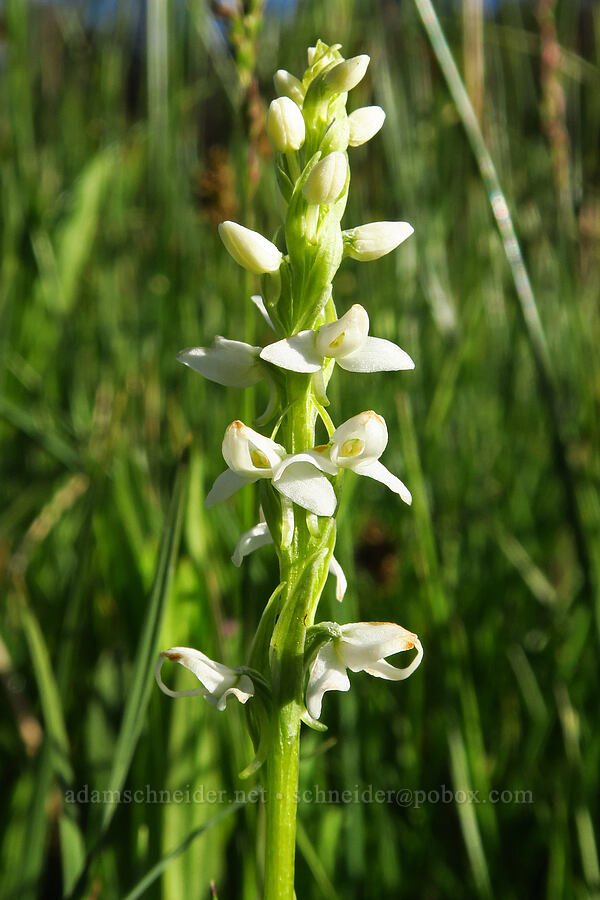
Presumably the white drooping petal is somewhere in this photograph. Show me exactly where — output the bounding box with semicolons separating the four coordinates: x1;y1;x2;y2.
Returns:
250;294;276;331
343;221;414;261
218;221;282;274
273;69;305;106
306;640;350;719
348;105;386;147
222;421;286;478
330;411;388;468
177;337;263;387
231;522;273;567
273;459;337;516
267;96;306;152
315;305;369;359
260;331;322;373
156;647;254;710
361;642;423;681
353;459;412;505
303;152;348;205
324;55;370;92
328;554;347;602
336;336;415;373
205;469;253;508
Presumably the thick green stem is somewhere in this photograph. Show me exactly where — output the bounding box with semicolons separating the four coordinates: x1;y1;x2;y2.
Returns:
263;375;334;899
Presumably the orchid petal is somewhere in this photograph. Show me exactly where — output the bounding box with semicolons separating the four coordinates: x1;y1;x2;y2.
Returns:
353;459;412;505
328;554;347;602
260;331;322;373
306;641;350;720
177;337;262;387
337;337;414;373
205;469;254;508
275;449;338;477
231;522;273;567
273;461;337;516
361;640;423;681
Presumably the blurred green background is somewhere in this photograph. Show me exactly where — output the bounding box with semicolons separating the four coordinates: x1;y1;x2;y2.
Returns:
1;0;599;897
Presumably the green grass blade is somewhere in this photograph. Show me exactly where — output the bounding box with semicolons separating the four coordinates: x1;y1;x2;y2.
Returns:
99;455;188;834
122;803;244;900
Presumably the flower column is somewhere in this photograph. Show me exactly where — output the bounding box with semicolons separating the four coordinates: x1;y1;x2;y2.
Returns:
157;40;422;900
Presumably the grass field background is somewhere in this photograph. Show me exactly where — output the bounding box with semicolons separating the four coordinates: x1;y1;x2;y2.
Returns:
1;0;599;897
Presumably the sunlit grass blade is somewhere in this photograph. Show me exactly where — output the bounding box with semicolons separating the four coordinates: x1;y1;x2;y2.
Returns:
296;820;340;900
122;803;244;900
411;0;593;607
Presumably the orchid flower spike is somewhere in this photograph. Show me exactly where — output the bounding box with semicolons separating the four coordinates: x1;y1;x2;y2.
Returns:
259;304;414;375
306;622;423;720
232;521;348;602
155;647;254;710
177;336;262;387
206;421;337;517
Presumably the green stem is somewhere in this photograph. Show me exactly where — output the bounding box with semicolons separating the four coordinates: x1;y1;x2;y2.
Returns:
263;374;334;899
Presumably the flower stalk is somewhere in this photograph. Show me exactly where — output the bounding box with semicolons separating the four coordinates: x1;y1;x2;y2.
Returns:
156;39;423;899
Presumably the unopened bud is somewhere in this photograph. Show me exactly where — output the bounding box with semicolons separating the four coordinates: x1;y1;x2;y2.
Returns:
267;97;305;152
302;152;348;205
218;221;282;274
348;106;386;146
343;221;414;261
307;46;317;66
273;69;305;106
325;55;370;93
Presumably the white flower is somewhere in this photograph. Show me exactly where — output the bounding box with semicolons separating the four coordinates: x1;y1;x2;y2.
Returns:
342;221;414;261
306;622;423;719
259;304;414;375
325;411;412;504
348;106;386;147
177;336;262;387
155;646;254;710
324;55;370;93
267;97;306;153
206;421;337;516
273;69;305;106
218;221;282;274
232;521;348;602
302;152;348;205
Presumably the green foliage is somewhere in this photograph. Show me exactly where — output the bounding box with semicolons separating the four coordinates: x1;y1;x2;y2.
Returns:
1;0;599;897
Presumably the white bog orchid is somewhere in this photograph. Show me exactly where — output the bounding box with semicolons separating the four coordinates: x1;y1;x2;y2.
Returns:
177;336;262;387
232;521;348;602
259;304;414;375
218;221;283;274
306;622;423;719
328;410;412;504
342;221;414;261
156;646;254;710
206;421;337;517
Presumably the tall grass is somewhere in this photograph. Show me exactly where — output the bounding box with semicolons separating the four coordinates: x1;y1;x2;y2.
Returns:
1;0;599;897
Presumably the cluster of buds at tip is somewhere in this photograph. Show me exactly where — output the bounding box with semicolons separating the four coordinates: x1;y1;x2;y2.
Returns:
159;40;422;747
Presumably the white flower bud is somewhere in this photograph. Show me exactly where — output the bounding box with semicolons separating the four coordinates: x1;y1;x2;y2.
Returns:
330;410;388;468
273;69;305;106
218;221;282;274
267;97;306;153
302;151;348;205
307;46;317;66
324;55;370;93
222;421;285;479
348;106;386;147
315;304;369;359
343;221;414;261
